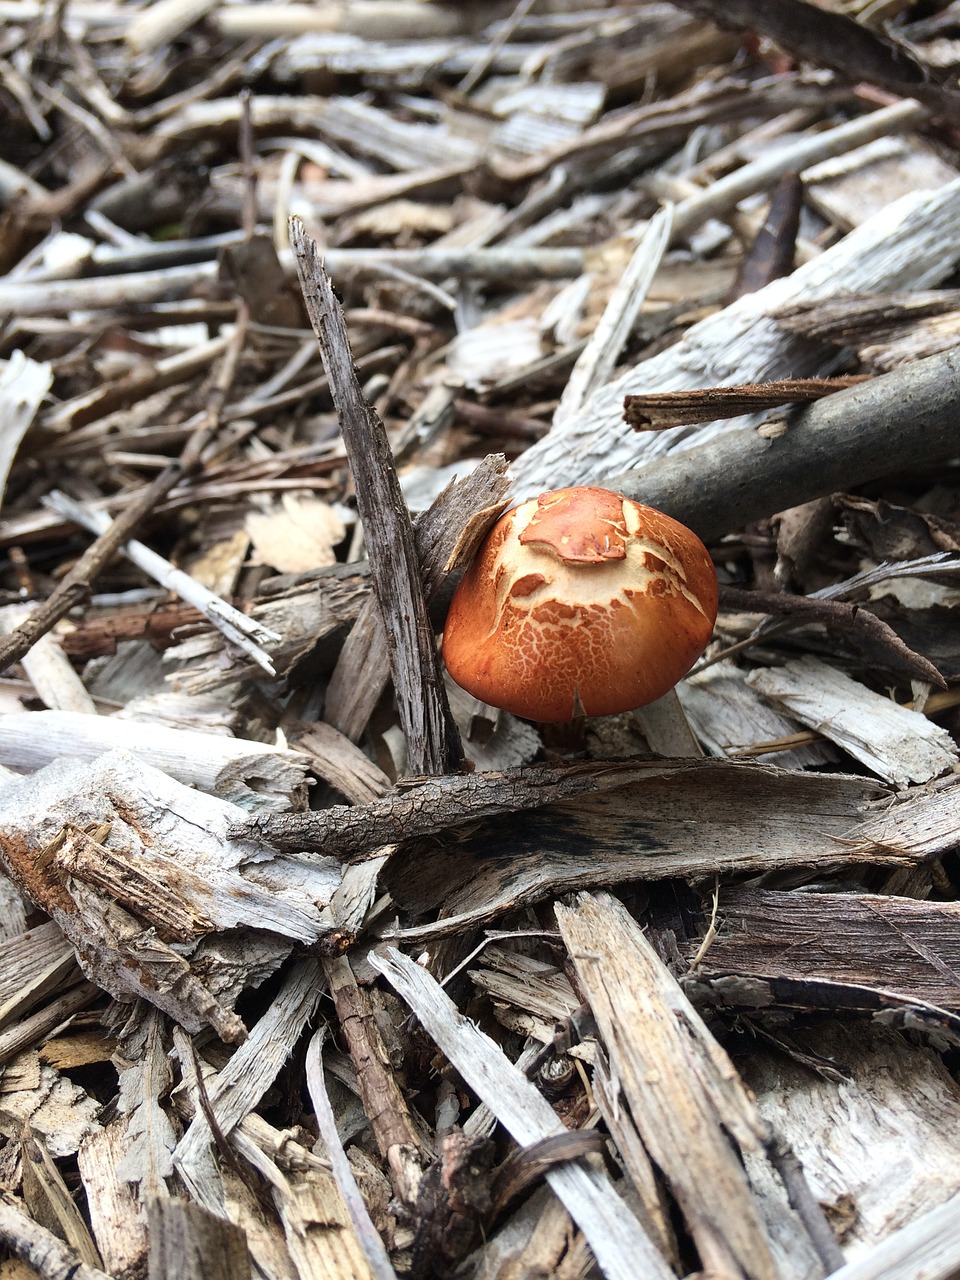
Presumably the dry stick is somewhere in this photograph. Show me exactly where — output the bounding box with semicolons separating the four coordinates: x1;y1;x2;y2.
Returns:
0;1195;113;1280
763;1137;846;1274
125;0;218;54
624;376;869;430
237;759;679;855
0;156;45;203
670;0;960;123
458;0;536;94
322;954;426;1205
0;464;184;674
0;249;583;316
289;216;462;776
238;87;258;241
706;553;960;676
608;346;960;544
42;491;280;673
0;307;250;674
669;98;928;242
728;171;804;300
718;585;945;686
324;454;510;744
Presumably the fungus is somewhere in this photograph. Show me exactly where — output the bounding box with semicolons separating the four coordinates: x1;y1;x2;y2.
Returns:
442;486;718;722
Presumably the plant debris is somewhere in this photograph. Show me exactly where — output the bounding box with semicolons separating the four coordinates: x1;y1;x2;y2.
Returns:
0;3;960;1278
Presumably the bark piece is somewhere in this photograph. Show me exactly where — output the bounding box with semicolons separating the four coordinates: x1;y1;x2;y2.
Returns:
804;136;959;232
382;763;888;942
556;891;779;1280
0;752;339;1039
0;457;198;678
114;1007;178;1200
719;586;944;687
773;289;960;345
322;954;426;1205
0;353;52;507
304;1029;398;1280
173;958;324;1214
487;1186;590;1280
0;923;79;1032
0;873;30;944
468;946;581;1035
729;170;803;299
170;564;369;695
77;1123;149;1280
668;98;927;244
590;1053;679;1266
676;660;835;767
45;491;281;677
0;1057;101;1159
291;721;391;804
146;1196;250;1280
232;1126;379;1280
371;945;674;1280
690;889;960;1009
0;606;96;715
0;1197;112;1280
747;657;958;785
21;1124;102;1271
0;709;309;810
0;987;100;1072
409;1129;496;1280
325;453;510;745
624;376;866;430
742;1024;960;1257
240;758;693;855
818;1190;960;1280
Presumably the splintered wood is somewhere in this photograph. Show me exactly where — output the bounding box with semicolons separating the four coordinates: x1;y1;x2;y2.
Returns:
2;2;960;1279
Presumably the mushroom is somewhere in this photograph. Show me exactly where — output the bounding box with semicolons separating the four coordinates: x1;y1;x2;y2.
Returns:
442;485;718;722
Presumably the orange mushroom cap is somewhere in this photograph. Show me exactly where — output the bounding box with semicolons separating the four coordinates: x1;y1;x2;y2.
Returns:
442;486;718;722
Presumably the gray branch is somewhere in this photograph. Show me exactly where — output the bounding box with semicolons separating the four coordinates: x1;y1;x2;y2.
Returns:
609;348;960;542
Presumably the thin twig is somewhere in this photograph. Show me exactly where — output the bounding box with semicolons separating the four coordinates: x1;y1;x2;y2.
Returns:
42;491;280;674
669;98;929;241
0;306;251;674
764;1134;846;1274
714;585;946;687
0;463;185;674
624;376;869;430
729;171;804;300
458;0;537;94
322;954;426;1205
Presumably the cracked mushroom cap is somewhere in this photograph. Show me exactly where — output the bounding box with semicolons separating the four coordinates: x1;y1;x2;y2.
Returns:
442;486;718;722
